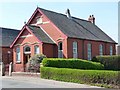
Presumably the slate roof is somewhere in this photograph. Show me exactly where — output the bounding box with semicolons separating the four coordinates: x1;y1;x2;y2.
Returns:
27;25;55;44
39;7;116;43
0;27;20;47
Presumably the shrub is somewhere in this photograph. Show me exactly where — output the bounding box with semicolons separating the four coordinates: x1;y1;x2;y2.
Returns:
26;54;46;72
42;58;104;70
91;57;99;62
41;67;120;88
96;55;120;70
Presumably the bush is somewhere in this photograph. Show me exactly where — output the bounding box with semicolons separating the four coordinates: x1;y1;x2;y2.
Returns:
42;58;104;70
41;67;120;88
26;54;46;72
96;55;120;70
91;57;99;62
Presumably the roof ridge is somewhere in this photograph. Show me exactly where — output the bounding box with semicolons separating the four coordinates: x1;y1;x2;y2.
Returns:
38;7;66;16
72;17;88;22
38;7;87;22
0;27;20;31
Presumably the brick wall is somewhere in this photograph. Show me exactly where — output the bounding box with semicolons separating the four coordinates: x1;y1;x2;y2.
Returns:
117;45;120;55
67;38;116;60
2;47;13;64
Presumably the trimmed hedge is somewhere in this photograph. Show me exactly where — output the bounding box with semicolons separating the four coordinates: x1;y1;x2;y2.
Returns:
42;58;104;70
96;55;120;70
41;67;120;88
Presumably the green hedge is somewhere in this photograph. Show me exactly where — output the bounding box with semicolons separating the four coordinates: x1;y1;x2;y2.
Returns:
96;55;120;70
41;67;119;88
42;58;104;70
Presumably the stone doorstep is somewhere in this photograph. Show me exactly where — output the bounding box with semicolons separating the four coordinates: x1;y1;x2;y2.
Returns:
7;72;40;77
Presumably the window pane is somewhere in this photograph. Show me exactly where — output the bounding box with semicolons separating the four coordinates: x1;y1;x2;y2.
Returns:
58;42;62;50
73;42;77;49
73;49;77;53
16;47;20;62
87;43;92;60
36;17;42;24
58;51;63;58
25;47;30;52
34;46;40;54
110;46;113;55
73;42;77;58
58;42;63;58
99;44;103;56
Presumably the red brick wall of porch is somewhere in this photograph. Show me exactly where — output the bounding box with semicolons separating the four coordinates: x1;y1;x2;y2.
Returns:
12;28;55;72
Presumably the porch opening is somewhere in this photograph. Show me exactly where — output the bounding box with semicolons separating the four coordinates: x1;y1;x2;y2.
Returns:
24;46;31;71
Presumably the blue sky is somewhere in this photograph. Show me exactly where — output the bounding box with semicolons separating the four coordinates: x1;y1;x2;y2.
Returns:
0;2;118;43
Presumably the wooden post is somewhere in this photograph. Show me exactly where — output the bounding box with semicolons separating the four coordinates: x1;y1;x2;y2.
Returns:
9;62;12;76
1;62;5;76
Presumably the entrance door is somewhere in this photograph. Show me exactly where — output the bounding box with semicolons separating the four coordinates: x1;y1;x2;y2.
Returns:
24;54;31;72
24;54;31;64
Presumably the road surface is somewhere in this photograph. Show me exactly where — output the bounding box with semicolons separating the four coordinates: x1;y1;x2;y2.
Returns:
1;75;102;88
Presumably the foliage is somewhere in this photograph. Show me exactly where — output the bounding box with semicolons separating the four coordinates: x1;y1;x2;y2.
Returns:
96;55;120;70
42;58;104;70
41;67;120;89
26;54;46;72
91;56;99;62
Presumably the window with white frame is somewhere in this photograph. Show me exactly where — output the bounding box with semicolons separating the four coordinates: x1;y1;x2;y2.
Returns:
34;45;40;54
16;47;20;62
58;42;63;58
87;43;92;60
99;44;103;56
73;42;78;58
110;46;113;55
36;17;42;24
24;46;31;54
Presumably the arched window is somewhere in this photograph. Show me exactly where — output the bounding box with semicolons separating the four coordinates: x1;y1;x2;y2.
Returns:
25;47;30;52
99;44;103;56
34;45;40;54
36;16;42;24
73;42;78;58
87;43;92;60
24;46;31;54
110;46;113;56
16;47;20;62
58;42;63;58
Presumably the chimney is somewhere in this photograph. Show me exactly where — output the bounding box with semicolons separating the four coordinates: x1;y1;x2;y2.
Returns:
66;9;72;19
88;15;95;24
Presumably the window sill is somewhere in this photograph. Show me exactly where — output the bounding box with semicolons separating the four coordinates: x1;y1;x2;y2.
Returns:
16;61;21;64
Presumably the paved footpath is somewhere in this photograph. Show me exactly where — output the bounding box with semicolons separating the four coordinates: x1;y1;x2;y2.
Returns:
1;74;103;88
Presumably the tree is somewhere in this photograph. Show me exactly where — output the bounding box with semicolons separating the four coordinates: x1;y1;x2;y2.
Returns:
26;54;46;72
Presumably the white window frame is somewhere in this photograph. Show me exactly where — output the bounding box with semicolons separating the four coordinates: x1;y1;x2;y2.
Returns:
24;46;31;54
16;47;20;63
99;44;103;56
110;46;113;56
87;43;92;60
73;42;78;58
34;45;40;54
36;17;42;24
58;42;63;58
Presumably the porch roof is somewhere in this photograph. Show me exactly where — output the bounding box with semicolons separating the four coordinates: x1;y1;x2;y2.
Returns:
27;25;55;44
